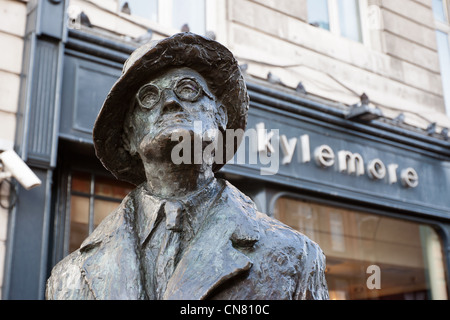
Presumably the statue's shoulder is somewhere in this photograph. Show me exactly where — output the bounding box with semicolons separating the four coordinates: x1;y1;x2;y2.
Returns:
219;179;320;245
255;207;325;259
218;180;328;299
218;179;258;212
253;211;329;299
45;249;94;299
220;179;325;259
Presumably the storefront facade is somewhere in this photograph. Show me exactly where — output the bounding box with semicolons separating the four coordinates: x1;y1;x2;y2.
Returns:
2;0;450;300
230;82;450;300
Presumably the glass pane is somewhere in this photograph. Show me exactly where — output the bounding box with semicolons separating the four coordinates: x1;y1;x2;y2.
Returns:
308;0;330;30
274;198;448;300
69;195;89;253
337;0;362;42
172;0;206;34
119;0;158;22
436;31;450;115
71;171;91;193
420;226;448;299
94;175;134;199
93;199;121;228
432;0;448;22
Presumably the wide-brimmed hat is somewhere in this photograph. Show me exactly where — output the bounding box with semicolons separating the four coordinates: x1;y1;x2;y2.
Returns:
93;32;249;186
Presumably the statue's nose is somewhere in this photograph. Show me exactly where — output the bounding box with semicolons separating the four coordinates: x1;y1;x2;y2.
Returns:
161;90;184;114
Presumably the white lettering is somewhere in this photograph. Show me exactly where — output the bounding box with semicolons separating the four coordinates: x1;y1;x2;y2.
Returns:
224;304;270;315
259;130;280;176
280;135;297;165
180;304;214;317
193;121;203;165
338;150;365;176
367;159;386;180
256;122;275;153
299;134;311;163
228;128;258;165
175;121;419;189
170;129;192;165
366;265;381;290
401;168;419;188
314;145;335;168
388;164;399;184
202;128;220;166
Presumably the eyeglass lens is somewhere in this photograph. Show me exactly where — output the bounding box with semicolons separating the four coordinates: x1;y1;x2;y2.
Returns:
137;78;202;109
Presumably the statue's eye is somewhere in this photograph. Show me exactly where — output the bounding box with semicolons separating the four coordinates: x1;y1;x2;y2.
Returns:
137;84;160;109
175;78;202;102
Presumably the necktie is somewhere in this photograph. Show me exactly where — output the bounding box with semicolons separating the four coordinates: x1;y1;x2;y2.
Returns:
155;200;183;299
164;201;183;231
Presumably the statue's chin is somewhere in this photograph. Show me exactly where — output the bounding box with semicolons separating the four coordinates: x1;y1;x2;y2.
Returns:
138;125;200;161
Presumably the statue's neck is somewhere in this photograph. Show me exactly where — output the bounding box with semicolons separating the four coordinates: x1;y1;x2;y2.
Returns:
142;160;214;199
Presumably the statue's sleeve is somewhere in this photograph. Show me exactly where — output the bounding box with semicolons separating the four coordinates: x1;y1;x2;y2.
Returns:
294;239;329;300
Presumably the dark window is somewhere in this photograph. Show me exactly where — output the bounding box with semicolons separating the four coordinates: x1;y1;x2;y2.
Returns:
67;171;134;253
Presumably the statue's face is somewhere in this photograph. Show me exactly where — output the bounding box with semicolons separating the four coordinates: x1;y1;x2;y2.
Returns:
127;67;227;163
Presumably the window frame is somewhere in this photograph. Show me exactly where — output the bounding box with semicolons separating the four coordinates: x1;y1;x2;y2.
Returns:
308;0;371;45
66;171;128;249
433;0;450;27
50;144;134;265
62;169;133;256
433;0;450;116
158;0;205;35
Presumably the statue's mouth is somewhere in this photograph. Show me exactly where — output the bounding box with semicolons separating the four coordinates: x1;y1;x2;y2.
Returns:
156;112;193;127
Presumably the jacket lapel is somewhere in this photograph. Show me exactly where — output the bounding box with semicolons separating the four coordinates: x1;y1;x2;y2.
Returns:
163;221;253;300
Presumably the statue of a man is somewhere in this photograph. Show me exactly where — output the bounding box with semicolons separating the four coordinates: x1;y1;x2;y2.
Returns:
46;33;329;300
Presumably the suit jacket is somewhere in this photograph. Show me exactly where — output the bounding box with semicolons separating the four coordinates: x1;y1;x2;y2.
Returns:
46;179;329;300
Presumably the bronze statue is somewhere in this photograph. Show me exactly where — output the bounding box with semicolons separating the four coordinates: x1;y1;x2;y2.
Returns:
46;33;329;300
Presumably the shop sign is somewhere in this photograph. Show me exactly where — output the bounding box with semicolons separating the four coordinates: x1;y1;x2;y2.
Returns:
235;122;419;189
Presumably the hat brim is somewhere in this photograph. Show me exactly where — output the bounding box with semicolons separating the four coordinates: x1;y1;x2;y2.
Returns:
93;32;249;186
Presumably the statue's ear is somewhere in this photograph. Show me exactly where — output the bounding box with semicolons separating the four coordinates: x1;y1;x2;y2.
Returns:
216;104;228;132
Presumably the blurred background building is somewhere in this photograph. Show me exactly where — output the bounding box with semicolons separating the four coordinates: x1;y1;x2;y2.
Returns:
0;0;450;300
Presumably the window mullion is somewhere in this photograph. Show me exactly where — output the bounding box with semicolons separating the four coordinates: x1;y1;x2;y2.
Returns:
445;0;450;22
359;0;371;46
63;172;73;256
328;0;341;36
158;0;173;28
88;174;95;234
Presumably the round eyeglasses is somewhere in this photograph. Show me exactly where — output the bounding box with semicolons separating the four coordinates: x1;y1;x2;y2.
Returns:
136;77;214;110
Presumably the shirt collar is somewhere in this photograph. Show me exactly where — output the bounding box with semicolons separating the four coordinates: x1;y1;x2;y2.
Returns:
135;178;222;246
